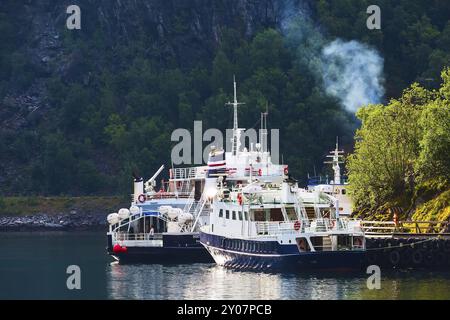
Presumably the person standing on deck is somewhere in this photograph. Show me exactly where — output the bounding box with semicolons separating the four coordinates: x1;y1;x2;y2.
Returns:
149;225;155;237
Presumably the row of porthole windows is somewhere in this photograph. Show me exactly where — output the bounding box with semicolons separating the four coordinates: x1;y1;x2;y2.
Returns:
218;209;248;221
222;239;277;254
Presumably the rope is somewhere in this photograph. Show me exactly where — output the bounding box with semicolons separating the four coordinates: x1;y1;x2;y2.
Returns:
366;236;440;251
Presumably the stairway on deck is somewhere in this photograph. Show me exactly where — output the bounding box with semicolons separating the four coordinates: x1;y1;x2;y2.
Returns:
305;206;316;219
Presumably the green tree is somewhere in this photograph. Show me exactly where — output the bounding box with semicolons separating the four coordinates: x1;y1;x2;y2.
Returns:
415;69;450;184
348;84;433;210
348;68;450;217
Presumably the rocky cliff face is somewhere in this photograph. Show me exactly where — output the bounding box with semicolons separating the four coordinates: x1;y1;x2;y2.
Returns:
0;0;291;189
1;0;286;132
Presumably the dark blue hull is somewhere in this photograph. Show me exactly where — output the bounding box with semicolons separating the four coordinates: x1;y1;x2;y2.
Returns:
107;233;214;264
200;232;365;271
108;246;213;264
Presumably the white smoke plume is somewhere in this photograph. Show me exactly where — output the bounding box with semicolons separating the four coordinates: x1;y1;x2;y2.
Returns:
322;40;385;112
280;1;385;112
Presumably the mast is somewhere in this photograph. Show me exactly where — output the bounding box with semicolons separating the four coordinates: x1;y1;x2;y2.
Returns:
260;104;268;153
324;137;344;185
226;76;244;157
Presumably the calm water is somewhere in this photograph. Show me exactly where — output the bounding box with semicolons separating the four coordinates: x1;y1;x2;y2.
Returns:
0;232;449;300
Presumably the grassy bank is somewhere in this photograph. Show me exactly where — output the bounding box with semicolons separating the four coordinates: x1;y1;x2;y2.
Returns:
0;196;129;216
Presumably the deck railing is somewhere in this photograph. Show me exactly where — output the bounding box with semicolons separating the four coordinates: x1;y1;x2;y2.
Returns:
114;232;163;241
172;167;207;180
131;191;193;203
254;218;365;236
255;220;310;235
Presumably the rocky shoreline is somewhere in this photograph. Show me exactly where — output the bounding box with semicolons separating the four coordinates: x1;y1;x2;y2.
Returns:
0;212;108;232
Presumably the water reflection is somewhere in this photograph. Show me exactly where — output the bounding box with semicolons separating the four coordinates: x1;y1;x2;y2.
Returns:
2;232;448;300
107;263;371;300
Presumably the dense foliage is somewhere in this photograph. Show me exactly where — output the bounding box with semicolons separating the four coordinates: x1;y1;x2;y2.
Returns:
348;69;450;219
1;1;449;197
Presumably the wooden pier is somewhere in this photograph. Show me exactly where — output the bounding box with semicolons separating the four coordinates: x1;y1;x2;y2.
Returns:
361;220;450;269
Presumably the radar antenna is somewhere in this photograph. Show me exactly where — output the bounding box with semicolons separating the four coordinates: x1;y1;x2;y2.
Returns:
324;137;345;185
226;76;245;156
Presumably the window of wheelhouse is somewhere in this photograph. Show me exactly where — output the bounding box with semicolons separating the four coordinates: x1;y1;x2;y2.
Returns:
225;210;230;219
232;211;236;220
250;208;284;222
269;208;284;221
238;211;243;221
219;209;223;218
252;209;265;222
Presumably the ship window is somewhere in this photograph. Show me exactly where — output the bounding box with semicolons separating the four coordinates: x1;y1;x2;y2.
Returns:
285;207;297;221
219;209;223;218
296;237;310;252
310;237;324;252
238;211;243;220
226;210;230;219
253;210;266;222
342;189;346;195
337;235;351;250
232;211;236;220
270;208;284;222
244;211;248;220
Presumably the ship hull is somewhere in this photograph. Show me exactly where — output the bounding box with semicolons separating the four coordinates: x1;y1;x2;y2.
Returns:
107;233;214;264
200;232;365;271
108;246;213;264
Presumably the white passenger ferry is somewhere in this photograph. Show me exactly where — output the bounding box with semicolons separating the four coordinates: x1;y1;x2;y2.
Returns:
106;79;287;263
199;86;366;271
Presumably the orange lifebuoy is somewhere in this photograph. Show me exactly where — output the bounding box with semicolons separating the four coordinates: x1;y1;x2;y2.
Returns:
138;194;146;203
294;220;301;231
284;166;289;175
258;169;262;176
237;193;243;205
